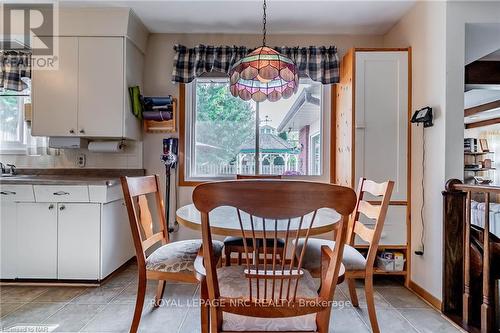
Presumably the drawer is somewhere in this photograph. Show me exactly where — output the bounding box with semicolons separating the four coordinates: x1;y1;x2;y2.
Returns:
88;184;123;203
34;185;90;202
355;205;407;246
0;184;34;202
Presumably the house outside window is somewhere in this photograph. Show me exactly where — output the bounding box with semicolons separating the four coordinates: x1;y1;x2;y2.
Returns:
184;77;324;181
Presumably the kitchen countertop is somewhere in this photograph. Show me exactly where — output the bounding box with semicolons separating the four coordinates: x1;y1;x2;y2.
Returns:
0;168;145;186
0;175;121;186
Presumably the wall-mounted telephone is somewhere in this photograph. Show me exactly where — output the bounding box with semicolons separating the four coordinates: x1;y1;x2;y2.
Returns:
411;107;433;128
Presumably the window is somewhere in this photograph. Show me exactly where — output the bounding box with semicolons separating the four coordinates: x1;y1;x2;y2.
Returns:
0;81;46;154
184;77;324;181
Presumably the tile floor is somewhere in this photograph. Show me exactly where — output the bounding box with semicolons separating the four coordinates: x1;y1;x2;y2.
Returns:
0;263;463;333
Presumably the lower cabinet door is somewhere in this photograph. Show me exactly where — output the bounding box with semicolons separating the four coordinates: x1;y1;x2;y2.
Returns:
17;203;58;279
58;203;100;280
1;202;17;279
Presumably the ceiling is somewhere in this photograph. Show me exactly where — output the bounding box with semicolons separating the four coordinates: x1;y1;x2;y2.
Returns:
59;0;416;35
481;49;500;61
464;89;500;125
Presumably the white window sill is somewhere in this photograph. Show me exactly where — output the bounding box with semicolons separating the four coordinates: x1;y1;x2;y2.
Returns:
185;174;326;183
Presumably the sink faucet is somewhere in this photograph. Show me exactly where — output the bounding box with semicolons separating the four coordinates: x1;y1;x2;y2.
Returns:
6;164;16;176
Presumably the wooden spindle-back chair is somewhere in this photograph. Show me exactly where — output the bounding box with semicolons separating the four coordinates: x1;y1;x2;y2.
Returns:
121;175;223;333
224;174;284;266
344;178;394;333
193;180;357;333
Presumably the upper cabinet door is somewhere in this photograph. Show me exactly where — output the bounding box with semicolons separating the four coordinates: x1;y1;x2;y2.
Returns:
78;37;124;137
32;37;78;137
354;51;409;201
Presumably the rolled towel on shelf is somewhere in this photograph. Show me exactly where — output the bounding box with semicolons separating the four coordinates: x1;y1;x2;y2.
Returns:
146;105;173;111
142;110;173;121
143;96;173;110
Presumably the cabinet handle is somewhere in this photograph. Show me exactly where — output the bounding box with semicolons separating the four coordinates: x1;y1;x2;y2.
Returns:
0;190;16;195
69;129;75;134
59;205;65;211
79;129;85;134
53;191;70;196
48;204;54;210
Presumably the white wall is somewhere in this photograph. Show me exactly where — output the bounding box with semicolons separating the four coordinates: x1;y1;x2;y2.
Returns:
465;23;500;65
383;1;447;300
0;141;143;169
445;2;500;182
384;0;500;302
142;33;384;240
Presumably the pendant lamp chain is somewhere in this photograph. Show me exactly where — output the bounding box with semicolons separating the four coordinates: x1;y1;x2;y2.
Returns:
228;0;298;102
262;0;267;46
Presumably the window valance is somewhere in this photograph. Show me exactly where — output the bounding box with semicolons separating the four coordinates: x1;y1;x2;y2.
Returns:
172;44;339;85
0;51;31;91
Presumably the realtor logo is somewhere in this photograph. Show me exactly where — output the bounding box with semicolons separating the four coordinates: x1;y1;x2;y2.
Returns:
1;2;59;69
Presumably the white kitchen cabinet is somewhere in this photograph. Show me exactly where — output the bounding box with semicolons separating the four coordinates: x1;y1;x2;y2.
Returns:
57;203;100;280
335;49;410;245
1;183;134;282
32;37;79;137
1;202;17;279
17;203;58;279
32;37;141;140
354;51;408;201
355;205;407;246
101;199;135;279
78;37;124;137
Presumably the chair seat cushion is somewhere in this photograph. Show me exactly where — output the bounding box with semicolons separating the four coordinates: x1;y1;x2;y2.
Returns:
223;236;285;248
218;266;318;331
295;238;367;271
146;239;224;274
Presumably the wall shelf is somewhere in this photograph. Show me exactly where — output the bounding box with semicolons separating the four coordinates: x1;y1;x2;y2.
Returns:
143;98;176;133
464;151;494;156
464;167;496;172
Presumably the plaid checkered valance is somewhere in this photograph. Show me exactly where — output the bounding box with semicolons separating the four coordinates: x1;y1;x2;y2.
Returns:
172;44;339;84
0;51;31;91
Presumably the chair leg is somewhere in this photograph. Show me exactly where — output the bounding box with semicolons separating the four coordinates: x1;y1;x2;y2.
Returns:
130;273;146;333
154;280;166;308
347;278;359;307
364;276;380;333
200;279;210;333
224;247;231;267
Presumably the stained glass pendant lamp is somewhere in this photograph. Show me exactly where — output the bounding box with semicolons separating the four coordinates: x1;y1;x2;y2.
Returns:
229;0;298;102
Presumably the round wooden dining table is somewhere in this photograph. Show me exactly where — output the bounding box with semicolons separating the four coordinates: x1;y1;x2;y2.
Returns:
176;203;346;281
176;204;342;237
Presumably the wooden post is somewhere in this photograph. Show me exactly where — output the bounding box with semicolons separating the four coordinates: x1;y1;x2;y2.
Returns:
464;191;471;324
481;192;493;332
442;179;466;318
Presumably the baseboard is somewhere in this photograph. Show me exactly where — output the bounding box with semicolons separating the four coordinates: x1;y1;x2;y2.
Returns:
408;280;442;310
0;257;137;287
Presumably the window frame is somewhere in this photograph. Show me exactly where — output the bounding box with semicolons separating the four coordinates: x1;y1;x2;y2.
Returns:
178;80;331;186
309;132;321;176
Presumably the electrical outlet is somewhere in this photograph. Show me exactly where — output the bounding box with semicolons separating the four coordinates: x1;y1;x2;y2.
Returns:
77;153;86;168
414;244;424;256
